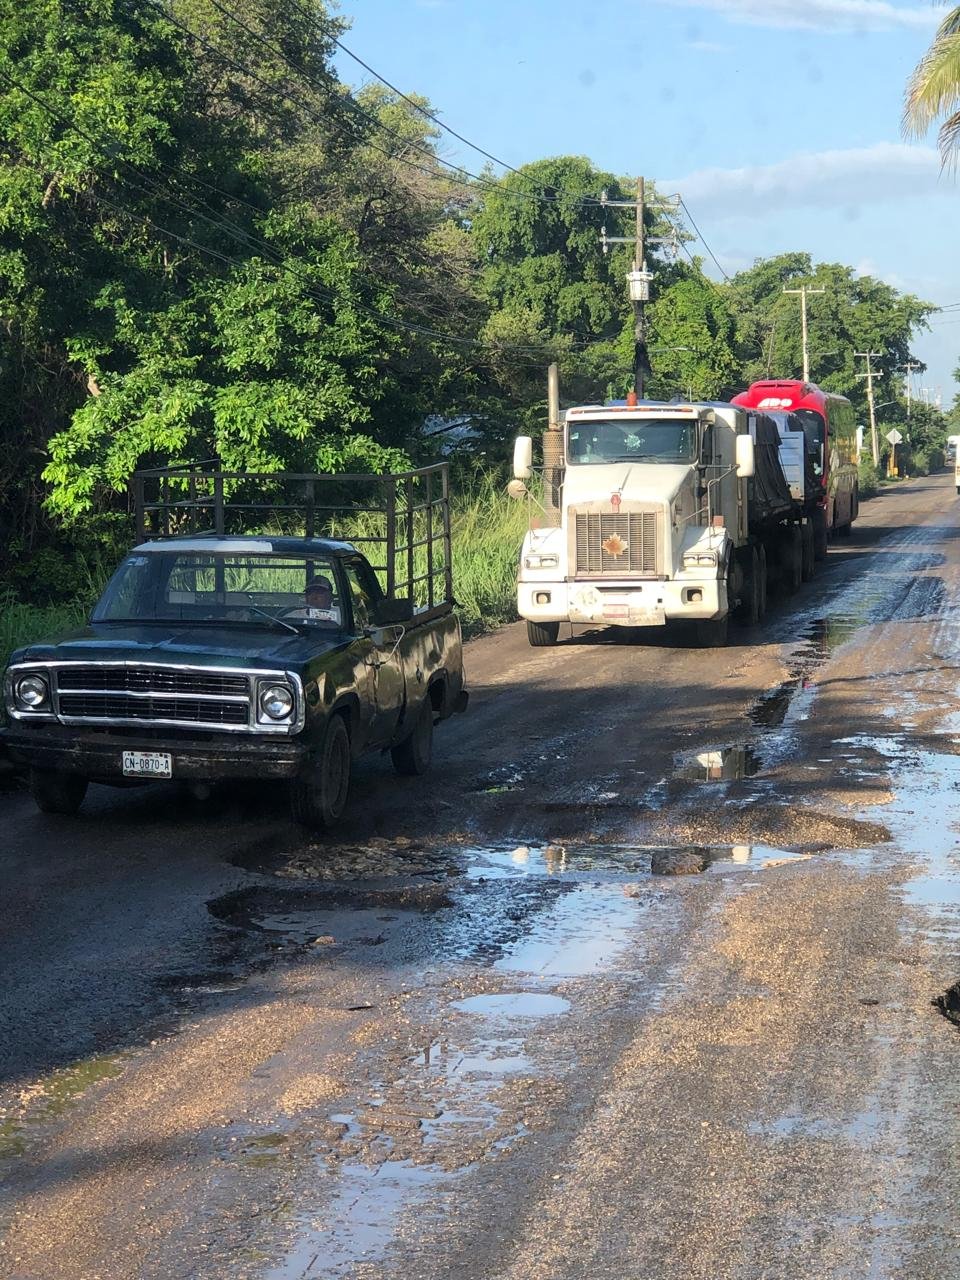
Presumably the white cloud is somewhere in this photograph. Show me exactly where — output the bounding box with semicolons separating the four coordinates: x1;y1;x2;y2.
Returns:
660;0;937;32
667;142;945;221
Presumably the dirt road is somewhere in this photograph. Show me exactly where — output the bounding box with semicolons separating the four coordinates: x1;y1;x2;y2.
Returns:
3;474;960;1279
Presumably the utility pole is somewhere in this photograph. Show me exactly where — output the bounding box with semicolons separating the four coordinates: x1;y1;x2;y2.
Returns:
856;352;882;466
632;176;648;397
600;183;678;398
900;360;921;419
783;284;826;384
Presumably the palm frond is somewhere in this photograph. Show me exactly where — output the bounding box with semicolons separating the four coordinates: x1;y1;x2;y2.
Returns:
903;23;960;138
938;108;960;169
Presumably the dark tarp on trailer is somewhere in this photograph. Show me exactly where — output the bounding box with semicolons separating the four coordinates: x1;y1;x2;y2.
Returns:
748;413;795;527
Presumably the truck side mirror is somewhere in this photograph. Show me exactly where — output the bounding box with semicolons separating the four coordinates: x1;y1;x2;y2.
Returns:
735;435;755;478
513;436;533;480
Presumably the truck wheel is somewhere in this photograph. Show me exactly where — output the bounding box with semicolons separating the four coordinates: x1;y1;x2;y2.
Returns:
694;615;729;647
30;768;88;816
813;509;828;562
735;546;761;626
801;521;816;582
290;714;351;830
527;620;559;647
391;697;434;777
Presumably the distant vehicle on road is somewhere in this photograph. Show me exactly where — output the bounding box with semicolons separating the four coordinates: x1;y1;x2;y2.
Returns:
732;380;859;554
2;465;468;828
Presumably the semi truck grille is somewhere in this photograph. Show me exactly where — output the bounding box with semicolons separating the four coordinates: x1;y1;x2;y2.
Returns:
53;665;251;728
574;512;658;575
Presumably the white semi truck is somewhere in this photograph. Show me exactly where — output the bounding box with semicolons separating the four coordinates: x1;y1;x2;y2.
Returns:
510;398;816;648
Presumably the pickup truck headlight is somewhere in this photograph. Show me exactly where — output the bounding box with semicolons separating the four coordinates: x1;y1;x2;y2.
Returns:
258;682;295;722
682;551;719;570
524;553;559;570
14;673;49;710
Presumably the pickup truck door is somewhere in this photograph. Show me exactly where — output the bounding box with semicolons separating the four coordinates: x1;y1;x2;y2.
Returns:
343;560;406;745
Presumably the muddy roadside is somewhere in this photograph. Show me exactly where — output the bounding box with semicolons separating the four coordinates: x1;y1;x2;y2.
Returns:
2;475;960;1279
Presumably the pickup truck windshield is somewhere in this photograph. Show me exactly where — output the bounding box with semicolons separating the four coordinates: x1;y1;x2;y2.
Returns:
92;552;345;629
567;417;697;464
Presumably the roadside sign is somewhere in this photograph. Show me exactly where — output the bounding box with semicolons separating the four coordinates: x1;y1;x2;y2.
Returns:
886;429;903;445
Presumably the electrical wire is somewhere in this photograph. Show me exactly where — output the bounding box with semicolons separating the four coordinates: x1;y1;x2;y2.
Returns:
678;197;731;282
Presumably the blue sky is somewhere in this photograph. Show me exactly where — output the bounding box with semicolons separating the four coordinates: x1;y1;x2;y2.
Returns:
335;0;959;403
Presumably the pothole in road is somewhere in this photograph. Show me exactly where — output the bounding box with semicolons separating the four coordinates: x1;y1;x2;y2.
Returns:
207;883;453;944
674;744;764;782
465;841;807;881
452;993;571;1018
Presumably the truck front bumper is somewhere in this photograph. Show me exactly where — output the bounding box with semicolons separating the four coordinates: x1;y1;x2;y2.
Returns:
518;578;726;625
1;725;308;783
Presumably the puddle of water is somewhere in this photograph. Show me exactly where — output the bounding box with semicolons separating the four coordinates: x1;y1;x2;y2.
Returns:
835;735;960;951
452;993;571;1018
493;884;640;977
265;1160;446;1279
413;1038;533;1078
465;842;803;882
674;745;764;782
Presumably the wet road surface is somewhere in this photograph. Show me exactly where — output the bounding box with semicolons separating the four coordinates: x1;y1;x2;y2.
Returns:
4;474;960;1277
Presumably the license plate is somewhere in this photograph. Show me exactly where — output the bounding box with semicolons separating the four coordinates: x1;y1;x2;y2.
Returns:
122;750;172;779
603;604;630;619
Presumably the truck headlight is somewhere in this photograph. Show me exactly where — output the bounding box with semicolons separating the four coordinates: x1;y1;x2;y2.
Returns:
14;673;49;710
258;682;295;722
524;554;559;570
682;551;718;570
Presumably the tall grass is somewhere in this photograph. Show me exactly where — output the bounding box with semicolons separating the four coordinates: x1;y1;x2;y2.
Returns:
0;594;90;673
448;478;528;634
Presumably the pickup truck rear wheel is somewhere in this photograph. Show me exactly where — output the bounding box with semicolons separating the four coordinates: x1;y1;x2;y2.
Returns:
526;620;559;647
290;714;351;830
391;697;434;776
30;768;88;816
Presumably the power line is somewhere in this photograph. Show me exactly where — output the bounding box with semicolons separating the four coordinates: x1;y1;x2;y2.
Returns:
678;197;731;282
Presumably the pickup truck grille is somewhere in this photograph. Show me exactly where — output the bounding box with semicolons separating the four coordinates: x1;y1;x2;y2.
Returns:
574;512;658;575
52;665;251;729
56;667;248;698
57;693;248;726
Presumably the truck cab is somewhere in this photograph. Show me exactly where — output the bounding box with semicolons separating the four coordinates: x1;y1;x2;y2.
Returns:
513;401;756;648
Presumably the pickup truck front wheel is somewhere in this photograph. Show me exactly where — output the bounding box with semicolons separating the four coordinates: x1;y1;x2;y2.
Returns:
290;714;351;830
30;768;88;816
391;697;434;776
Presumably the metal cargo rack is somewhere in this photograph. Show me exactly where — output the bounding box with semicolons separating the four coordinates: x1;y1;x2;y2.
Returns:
131;463;454;617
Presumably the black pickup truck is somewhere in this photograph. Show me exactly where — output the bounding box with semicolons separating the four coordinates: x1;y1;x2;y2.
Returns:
2;466;468;829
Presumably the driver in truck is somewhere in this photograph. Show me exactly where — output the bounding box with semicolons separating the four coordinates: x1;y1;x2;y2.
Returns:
287;575;341;624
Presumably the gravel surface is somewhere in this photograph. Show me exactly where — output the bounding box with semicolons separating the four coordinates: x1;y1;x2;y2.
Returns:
2;474;960;1279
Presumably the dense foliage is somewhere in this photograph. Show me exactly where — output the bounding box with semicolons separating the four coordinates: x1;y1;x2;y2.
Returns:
0;0;946;602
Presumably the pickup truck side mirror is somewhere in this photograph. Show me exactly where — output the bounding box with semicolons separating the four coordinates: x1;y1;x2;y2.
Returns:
369;597;414;626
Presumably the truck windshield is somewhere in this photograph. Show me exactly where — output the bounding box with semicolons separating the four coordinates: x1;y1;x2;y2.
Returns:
92;552;345;629
567;417;697;464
